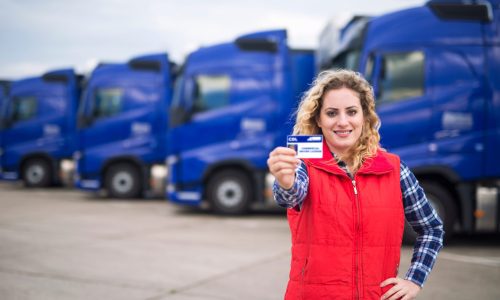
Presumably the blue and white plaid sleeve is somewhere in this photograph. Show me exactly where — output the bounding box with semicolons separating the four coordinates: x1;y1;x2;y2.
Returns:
400;161;444;287
272;160;309;210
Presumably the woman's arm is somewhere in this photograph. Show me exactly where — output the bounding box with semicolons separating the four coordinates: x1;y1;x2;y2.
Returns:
381;161;444;300
400;161;444;286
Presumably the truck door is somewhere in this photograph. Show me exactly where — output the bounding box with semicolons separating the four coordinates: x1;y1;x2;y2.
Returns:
0;83;8;160
1;95;40;176
170;71;236;184
427;46;486;179
170;58;277;187
369;50;431;159
77;79;129;178
77;64;166;186
2;76;68;170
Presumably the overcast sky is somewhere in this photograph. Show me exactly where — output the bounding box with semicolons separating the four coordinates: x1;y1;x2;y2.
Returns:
0;0;424;79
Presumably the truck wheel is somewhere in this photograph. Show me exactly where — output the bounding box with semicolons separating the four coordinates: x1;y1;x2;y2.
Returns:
105;163;142;198
23;158;52;187
207;170;253;215
403;182;456;244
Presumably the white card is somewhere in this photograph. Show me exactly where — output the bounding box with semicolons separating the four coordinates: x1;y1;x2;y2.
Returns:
287;135;323;159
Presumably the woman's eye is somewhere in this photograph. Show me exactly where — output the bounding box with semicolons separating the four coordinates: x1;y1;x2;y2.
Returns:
326;111;337;117
348;110;357;116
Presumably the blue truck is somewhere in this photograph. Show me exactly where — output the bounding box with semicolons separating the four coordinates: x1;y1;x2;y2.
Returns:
317;0;500;239
166;29;315;214
0;69;82;187
74;53;175;198
0;80;10;157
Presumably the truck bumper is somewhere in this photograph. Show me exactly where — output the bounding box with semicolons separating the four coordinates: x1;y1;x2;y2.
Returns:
0;171;19;181
166;183;203;206
74;172;101;191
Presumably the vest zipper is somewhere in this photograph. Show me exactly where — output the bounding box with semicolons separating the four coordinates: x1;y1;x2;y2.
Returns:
352;179;360;300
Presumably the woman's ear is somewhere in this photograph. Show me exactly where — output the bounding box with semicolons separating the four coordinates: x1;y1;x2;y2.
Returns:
315;114;321;129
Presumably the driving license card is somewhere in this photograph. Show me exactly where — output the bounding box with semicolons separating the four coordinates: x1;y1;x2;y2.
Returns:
287;135;323;159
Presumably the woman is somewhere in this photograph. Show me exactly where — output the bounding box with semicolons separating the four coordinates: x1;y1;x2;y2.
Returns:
267;70;444;300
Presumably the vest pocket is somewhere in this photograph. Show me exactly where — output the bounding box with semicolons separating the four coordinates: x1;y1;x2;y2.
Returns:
289;244;308;281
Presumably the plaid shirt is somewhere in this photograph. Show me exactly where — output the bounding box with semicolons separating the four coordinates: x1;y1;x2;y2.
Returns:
273;159;444;287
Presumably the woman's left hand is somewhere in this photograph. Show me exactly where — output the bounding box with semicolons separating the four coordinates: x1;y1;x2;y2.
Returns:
380;277;421;300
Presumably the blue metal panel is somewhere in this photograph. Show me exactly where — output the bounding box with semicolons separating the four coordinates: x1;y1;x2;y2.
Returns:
353;2;496;181
317;0;500;233
0;69;80;179
484;6;500;177
76;53;173;189
427;46;487;179
364;6;484;52
0;82;9;163
168;29;315;206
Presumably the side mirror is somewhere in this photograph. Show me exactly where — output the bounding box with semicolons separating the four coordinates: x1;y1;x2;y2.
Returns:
77;114;92;128
1;111;13;129
0;119;7;129
169;106;192;128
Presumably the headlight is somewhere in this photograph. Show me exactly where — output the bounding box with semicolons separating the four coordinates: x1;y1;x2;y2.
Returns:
61;159;74;171
151;165;167;179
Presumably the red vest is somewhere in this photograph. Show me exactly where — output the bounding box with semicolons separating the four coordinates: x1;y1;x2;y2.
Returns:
285;143;403;300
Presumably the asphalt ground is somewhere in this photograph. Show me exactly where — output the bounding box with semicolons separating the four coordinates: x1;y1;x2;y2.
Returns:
0;182;499;300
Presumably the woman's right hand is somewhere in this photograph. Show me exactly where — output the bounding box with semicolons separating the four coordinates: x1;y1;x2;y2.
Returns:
267;147;301;190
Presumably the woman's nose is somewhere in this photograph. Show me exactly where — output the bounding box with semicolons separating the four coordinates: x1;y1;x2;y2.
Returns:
337;113;349;126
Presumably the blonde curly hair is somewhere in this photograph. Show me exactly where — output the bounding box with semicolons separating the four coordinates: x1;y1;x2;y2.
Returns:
293;69;381;172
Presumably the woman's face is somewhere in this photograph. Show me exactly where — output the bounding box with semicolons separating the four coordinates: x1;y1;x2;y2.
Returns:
316;87;364;156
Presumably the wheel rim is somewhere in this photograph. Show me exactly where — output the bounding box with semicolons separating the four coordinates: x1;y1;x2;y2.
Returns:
26;164;44;184
216;180;244;208
112;171;134;194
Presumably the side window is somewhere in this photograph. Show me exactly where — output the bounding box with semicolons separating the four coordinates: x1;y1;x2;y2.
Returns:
12;97;37;122
92;88;123;119
192;75;230;113
330;50;361;71
364;54;375;85
378;51;424;103
171;76;185;109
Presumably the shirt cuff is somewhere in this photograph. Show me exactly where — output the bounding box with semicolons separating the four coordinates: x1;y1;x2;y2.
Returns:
404;264;427;287
273;180;298;196
272;180;302;211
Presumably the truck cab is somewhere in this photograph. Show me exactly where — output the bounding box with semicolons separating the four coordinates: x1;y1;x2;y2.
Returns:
0;81;10;163
318;0;500;238
167;29;315;214
0;69;81;187
75;53;175;198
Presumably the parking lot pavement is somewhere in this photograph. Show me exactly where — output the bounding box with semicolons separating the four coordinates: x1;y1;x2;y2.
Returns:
0;182;499;300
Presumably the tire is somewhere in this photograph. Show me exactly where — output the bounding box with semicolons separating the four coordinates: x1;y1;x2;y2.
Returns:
23;158;52;187
105;163;142;199
403;181;456;244
207;170;253;215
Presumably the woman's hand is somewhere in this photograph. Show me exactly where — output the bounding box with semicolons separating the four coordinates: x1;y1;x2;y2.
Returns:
267;147;300;190
380;277;421;300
